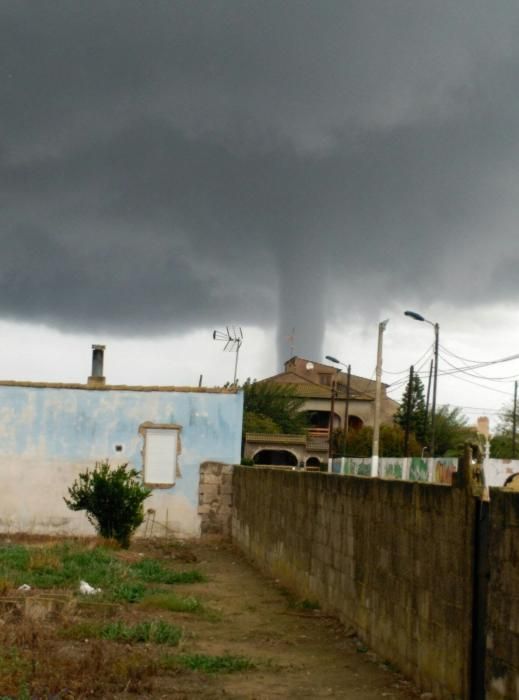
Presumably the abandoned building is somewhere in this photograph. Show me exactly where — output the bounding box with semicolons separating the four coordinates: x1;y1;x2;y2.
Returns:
0;345;243;539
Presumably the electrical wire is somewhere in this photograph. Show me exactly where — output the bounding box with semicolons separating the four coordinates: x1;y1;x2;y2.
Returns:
383;342;434;376
438;352;519;383
439;344;513;366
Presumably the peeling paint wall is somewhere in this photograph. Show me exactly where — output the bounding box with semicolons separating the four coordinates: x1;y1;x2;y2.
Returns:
0;385;243;538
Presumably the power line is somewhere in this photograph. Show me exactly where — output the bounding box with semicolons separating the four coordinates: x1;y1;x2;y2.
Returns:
442;370;514;397
438;352;519;384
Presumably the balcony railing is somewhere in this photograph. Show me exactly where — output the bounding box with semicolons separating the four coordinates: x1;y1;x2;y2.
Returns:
245;428;330;452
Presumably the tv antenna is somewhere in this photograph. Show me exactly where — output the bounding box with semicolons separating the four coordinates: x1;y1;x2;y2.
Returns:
212;326;243;385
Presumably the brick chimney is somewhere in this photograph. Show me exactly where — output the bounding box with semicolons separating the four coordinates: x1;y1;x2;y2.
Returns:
88;345;106;386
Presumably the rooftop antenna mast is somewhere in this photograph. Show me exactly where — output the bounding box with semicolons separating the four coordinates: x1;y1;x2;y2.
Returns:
212;326;243;385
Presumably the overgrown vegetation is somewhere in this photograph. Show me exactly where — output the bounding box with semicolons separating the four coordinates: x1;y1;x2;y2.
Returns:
0;623;158;697
165;653;256;673
0;542;205;600
333;424;422;458
140;592;204;613
64;462;151;548
491;403;518;458
130;558;206;584
0;539;261;698
64;619;182;645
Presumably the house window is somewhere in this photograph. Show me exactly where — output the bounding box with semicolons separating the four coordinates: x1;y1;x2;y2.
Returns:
142;426;180;487
319;374;331;386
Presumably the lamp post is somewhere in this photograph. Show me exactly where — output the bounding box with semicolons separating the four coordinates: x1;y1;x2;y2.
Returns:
404;310;439;457
372;320;389;477
326;356;352;454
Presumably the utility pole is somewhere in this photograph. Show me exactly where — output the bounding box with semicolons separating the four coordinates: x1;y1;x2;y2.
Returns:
343;365;351;456
424;358;433;440
328;379;337;463
403;365;414;457
372;319;389;477
430;323;440;458
404;311;440;457
513;380;518;459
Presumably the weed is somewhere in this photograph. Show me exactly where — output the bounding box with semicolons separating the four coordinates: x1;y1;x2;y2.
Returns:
28;549;62;572
140;592;203;613
0;578;13;595
168;570;206;584
130;558;206;584
64;620;182;646
162;653;255;673
109;581;147;603
278;585;320;611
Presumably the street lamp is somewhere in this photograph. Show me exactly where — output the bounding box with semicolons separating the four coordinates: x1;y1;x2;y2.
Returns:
326;356;352;456
404;310;439;457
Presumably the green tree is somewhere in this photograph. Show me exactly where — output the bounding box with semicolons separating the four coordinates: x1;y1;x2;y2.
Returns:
394;374;427;444
64;462;151;548
338;424;422;458
490;434;513;458
490;403;515;458
242;379;308;434
433;405;479;457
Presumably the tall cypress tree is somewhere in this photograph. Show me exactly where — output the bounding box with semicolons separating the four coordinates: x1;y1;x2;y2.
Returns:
394;374;427;445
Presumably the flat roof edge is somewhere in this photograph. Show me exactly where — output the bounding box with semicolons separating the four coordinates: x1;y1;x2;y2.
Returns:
0;381;238;394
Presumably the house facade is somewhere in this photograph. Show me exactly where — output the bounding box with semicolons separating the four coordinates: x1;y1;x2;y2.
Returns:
0;347;243;538
244;356;397;467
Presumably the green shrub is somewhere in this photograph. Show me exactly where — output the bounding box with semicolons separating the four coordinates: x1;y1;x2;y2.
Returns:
64;462;151;548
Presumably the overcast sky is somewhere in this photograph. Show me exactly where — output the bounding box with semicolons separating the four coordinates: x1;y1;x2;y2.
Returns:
2;1;519;427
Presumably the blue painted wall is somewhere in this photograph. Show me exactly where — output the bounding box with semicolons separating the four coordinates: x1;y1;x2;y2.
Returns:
0;385;243;536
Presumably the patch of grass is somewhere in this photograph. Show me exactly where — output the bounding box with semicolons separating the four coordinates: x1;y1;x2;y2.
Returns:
64;620;182;646
0;647;31;695
140;592;204;613
278;585;320;611
130;558;206;585
0;543;124;590
162;653;255;674
109;581;147;603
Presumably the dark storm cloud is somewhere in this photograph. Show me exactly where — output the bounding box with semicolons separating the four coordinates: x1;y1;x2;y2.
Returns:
2;1;519;361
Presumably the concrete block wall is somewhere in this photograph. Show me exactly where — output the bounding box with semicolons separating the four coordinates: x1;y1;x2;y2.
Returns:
198;462;233;536
486;489;519;698
232;467;475;699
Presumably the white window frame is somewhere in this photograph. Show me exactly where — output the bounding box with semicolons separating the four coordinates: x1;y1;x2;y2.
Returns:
140;423;182;488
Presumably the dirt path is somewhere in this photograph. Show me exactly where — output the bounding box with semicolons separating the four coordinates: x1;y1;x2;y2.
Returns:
0;536;422;699
150;539;420;699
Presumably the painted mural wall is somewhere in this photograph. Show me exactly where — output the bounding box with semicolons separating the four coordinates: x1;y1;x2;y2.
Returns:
330;456;458;484
0;384;243;538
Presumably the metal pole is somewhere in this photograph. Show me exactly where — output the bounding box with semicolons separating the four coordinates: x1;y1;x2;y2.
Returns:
233;340;241;385
429;323;439;458
513;380;518;459
372;319;389;477
403;365;414;457
343;365;351;455
328;379;337;462
424;358;433;441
